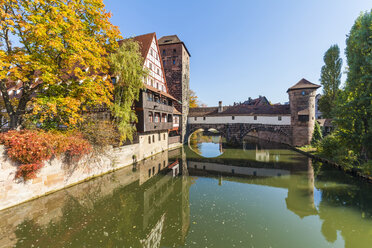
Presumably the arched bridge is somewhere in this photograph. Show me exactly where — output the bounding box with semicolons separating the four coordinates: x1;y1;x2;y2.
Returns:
187;123;292;145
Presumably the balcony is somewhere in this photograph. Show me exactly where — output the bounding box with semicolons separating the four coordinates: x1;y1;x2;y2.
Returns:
145;122;173;131
144;100;173;113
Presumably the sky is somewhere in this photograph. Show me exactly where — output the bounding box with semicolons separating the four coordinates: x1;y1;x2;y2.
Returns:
104;0;371;106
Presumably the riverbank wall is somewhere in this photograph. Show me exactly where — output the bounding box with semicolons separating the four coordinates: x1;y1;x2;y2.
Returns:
290;146;372;183
0;134;183;211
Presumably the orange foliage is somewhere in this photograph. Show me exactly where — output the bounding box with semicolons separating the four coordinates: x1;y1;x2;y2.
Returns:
0;130;92;180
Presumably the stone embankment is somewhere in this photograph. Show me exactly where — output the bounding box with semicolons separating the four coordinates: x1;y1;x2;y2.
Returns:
0;140;182;211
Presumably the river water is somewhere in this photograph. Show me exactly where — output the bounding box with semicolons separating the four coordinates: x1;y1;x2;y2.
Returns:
0;133;372;248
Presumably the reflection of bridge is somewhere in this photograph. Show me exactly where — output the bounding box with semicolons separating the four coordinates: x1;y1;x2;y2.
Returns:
187;151;317;219
187;123;292;145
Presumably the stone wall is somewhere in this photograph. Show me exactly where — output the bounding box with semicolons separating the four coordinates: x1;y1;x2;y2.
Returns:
0;132;178;211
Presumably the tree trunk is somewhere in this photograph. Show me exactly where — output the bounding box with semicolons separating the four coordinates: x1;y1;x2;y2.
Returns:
9;114;21;130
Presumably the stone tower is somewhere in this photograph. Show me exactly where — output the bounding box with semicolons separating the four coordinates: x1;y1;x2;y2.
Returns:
287;79;320;146
158;35;191;143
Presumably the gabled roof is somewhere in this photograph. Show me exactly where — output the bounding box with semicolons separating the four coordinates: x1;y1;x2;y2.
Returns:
118;32;155;61
158;35;191;57
287;78;320;92
189;104;290;117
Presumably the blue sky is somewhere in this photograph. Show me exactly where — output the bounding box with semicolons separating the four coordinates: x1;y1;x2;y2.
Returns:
104;0;371;106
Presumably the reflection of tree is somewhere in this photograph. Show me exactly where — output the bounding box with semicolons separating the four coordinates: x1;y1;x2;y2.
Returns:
315;166;372;248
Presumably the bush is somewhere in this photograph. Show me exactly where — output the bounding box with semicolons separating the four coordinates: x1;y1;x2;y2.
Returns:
311;121;323;146
80;119;119;148
317;133;358;170
0;130;92;180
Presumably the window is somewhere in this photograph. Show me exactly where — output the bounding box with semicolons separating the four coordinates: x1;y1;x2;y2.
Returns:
148;136;151;144
147;93;153;101
149;62;152;70
173;59;175;65
154;113;160;123
301;91;306;96
232;116;235;120
163;133;166;140
203;117;206;120
152;167;155;175
148;169;151;177
156;82;159;89
173;49;176;53
152;135;155;142
162;114;167;123
157;68;160;75
163;161;166;167
278;116;282;121
158;133;161;141
151;79;154;86
111;77;117;84
150;49;153;56
162;49;165;55
148;112;153;122
163;60;165;65
298;115;309;122
158;163;161;171
194;117;197;121
254;116;257;120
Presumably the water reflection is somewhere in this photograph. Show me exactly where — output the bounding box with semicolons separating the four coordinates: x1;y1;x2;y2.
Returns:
1;139;372;247
189;131;224;158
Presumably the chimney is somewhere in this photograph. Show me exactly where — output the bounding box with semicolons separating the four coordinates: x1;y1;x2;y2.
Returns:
218;101;223;113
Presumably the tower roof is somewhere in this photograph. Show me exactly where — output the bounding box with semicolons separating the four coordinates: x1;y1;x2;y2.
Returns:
287;78;320;92
158;35;182;44
158;35;191;57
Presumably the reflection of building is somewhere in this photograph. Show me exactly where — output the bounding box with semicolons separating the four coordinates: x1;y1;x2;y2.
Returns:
255;146;270;162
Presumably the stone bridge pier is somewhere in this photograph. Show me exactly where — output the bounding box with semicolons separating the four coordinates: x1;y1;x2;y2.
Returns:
187;123;293;145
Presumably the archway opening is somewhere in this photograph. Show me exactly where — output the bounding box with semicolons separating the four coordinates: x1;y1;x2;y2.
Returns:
188;129;224;158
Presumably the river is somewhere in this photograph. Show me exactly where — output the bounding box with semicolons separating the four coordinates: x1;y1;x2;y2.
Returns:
0;132;371;248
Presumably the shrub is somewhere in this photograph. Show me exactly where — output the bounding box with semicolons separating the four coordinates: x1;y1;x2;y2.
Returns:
80;119;119;148
317;133;358;170
311;121;323;146
0;130;92;180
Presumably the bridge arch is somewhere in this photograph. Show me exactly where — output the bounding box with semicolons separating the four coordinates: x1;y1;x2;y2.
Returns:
241;125;292;145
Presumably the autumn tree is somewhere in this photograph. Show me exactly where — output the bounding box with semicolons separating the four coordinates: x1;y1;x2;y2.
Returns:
318;45;343;118
189;89;200;108
0;0;121;129
109;40;147;143
334;11;371;161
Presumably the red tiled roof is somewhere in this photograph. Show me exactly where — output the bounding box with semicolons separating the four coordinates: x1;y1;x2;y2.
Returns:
287;78;320;92
189;104;290;117
118;33;155;61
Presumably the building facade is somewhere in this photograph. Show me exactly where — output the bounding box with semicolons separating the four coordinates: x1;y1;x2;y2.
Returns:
118;33;180;155
158;35;191;144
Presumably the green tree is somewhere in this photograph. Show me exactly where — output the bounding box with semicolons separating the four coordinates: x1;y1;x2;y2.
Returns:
318;45;342;118
311;121;323;146
109;40;147;143
334;11;371;161
0;0;121;129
